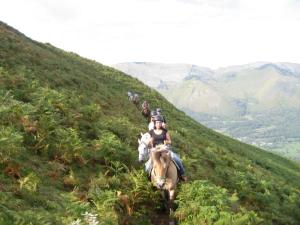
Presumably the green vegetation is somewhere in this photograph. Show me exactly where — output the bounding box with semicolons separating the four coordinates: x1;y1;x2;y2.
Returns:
189;109;300;162
0;21;300;225
272;143;300;162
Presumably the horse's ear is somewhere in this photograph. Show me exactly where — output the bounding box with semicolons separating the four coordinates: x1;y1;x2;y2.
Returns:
138;139;141;144
140;132;143;137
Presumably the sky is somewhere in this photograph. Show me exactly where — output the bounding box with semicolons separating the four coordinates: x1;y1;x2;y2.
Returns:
1;0;300;69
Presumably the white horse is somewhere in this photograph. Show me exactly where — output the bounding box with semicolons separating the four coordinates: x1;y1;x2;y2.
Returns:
127;91;139;105
137;132;151;162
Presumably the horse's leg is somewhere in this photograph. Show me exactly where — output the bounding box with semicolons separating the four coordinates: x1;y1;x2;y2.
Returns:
168;189;175;214
159;190;168;212
169;189;175;202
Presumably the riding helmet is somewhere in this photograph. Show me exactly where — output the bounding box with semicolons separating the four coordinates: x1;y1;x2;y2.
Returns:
150;110;158;117
153;115;163;122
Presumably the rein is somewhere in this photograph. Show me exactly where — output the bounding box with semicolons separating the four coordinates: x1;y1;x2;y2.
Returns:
139;139;151;160
141;140;150;151
153;161;170;182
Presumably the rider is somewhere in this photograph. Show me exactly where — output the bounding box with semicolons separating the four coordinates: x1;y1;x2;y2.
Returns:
142;100;150;110
141;101;150;116
149;115;187;181
148;110;157;130
156;108;167;129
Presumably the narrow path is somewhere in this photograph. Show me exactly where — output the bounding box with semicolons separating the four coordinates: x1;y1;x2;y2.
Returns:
151;212;176;225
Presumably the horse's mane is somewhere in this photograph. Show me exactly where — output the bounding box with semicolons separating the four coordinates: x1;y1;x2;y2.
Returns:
150;147;177;200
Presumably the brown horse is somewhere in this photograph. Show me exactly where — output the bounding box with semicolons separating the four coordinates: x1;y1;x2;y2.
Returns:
150;146;178;212
141;101;151;121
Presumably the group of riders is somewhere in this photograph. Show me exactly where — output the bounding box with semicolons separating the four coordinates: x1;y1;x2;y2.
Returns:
140;100;188;182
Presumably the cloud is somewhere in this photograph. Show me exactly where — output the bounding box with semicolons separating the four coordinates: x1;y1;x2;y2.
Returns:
34;0;80;22
0;0;299;68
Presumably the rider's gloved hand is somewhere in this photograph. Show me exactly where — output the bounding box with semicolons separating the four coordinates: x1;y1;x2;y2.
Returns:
165;144;172;150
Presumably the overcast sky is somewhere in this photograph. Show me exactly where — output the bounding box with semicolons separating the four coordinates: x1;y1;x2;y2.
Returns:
1;0;300;69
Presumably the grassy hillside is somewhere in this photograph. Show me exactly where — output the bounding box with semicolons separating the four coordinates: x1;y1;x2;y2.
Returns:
0;21;300;225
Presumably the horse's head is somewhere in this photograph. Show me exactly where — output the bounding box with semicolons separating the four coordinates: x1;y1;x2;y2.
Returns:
137;132;151;162
138;140;148;162
140;132;151;143
151;147;171;189
150;145;178;209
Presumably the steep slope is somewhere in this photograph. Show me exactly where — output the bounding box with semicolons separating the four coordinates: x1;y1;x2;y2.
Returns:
160;79;239;116
1;21;300;225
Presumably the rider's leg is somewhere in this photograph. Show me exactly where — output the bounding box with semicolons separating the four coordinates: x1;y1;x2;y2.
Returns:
170;152;185;176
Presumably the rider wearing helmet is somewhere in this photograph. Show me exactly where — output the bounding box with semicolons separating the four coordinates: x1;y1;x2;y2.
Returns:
149;115;187;181
148;111;158;130
156;108;162;114
150;110;158;117
149;115;170;146
141;101;151;120
156;108;167;128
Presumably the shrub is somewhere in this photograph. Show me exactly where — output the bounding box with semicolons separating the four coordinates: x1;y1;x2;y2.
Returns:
103;117;139;145
19;172;40;192
88;189;118;225
0;126;23;163
91;131;134;164
175;180;262;225
52;127;86;163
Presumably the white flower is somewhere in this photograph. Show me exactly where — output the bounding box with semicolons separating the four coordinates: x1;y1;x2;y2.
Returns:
82;211;99;225
70;219;81;225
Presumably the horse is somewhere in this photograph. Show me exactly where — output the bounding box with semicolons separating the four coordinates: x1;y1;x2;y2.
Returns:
127;91;140;107
138;133;178;211
141;101;151;121
137;132;151;162
150;146;178;212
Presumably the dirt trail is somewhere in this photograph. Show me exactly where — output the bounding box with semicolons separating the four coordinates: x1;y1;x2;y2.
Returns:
150;210;177;225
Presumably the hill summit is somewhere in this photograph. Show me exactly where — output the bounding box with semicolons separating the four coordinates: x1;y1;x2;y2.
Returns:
1;21;300;225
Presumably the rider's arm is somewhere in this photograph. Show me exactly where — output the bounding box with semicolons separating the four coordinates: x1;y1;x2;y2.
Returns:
164;132;171;145
150;137;154;148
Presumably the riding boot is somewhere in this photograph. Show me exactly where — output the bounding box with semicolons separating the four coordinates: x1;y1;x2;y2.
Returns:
180;175;188;182
170;152;185;175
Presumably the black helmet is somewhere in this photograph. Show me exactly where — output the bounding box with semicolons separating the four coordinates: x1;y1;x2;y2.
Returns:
153;115;163;122
156;108;162;115
150;111;158;117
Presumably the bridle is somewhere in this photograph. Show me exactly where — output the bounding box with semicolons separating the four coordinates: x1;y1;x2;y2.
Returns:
151;148;171;188
138;139;150;161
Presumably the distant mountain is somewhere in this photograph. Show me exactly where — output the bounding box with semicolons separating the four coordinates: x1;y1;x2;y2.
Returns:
113;62;300;162
114;62;213;87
